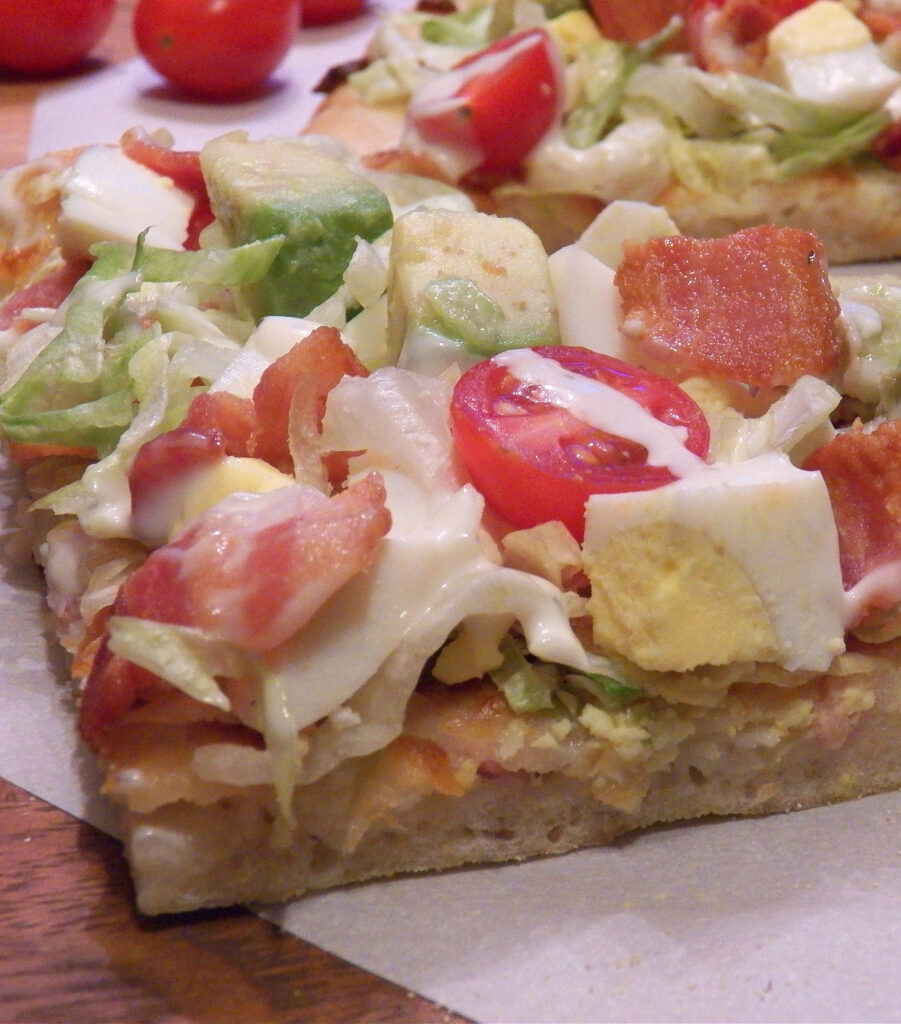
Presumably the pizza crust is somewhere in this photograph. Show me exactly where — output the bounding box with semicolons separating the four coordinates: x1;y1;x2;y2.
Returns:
306;84;901;263
124;645;901;915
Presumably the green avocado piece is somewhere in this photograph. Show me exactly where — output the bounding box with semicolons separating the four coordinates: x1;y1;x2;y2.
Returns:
387;208;560;365
200;133;393;318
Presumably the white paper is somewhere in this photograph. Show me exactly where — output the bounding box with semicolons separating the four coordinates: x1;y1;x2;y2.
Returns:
9;17;901;1021
28;15;385;158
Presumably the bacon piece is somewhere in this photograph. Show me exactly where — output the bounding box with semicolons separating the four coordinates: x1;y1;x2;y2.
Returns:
615;226;843;388
804;420;901;590
686;0;815;73
80;473;391;748
128;392;256;546
250;325;368;478
0;259;89;329
79;643;170;751
121;472;388;649
181;391;254;457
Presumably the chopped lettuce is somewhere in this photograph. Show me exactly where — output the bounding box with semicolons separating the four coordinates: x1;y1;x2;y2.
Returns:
565;19;681;149
620;62;890;181
420;4;494;48
490;635;557;712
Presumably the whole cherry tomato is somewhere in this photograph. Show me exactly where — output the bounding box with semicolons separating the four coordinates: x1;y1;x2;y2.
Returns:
0;0;116;75
134;0;301;99
451;347;710;540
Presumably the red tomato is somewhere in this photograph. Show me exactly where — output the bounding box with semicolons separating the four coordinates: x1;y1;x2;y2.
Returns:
450;347;710;540
133;0;300;100
685;0;815;70
0;0;115;75
301;0;365;26
409;28;564;177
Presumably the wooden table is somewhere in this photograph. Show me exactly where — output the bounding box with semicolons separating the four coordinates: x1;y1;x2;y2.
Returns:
0;6;468;1021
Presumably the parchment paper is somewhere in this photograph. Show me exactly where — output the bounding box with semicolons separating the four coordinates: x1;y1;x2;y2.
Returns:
8;16;901;1020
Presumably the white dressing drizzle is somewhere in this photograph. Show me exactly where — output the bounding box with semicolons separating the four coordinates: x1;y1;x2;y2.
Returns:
844;559;901;626
495;348;707;478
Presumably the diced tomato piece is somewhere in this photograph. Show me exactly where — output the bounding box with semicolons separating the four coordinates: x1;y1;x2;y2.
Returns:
615;226;843;388
250;325;368;476
119;129;214;250
685;0;815;71
803;420;901;592
451;346;709;540
0;260;90;330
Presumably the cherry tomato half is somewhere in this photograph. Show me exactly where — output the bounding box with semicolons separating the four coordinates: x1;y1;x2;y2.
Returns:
408;28;564;177
450;347;710;540
134;0;300;100
0;0;115;75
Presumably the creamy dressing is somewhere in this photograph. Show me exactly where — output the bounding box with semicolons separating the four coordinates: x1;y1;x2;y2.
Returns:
844;559;901;626
495;348;707;477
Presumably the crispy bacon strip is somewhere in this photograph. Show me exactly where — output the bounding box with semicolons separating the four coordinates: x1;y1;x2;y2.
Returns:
615;226;844;388
804;419;901;590
250;325;368;479
80;473;391;748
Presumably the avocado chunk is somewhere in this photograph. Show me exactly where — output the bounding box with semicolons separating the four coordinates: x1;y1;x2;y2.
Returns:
387;208;560;372
200;133;393;318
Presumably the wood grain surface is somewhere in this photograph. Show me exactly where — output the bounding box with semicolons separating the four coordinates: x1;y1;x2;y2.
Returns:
0;5;470;1022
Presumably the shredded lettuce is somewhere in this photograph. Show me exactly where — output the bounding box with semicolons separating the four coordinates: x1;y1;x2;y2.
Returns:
621;62;891;181
565;19;681;149
106;616;244;711
490;635;557;712
420;4;494;48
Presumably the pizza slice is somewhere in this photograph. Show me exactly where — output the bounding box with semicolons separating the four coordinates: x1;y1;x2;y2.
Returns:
5;128;901;915
306;0;901;261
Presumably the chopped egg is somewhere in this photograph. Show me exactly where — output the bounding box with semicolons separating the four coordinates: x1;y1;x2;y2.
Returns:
768;1;871;57
132;456;294;548
583;453;847;673
576;200;680;270
58;146;195;258
765;1;901;110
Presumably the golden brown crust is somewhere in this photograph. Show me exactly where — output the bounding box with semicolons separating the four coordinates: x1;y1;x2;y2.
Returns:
124;644;901;914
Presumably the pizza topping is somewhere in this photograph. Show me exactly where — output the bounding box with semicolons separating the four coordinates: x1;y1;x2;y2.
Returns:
583;452;847;672
114;473;392;654
450;345;710;540
57;146;196;259
616;226;844;387
0;259;89;331
119;129;214;250
804;420;901;598
361;0;900;209
404;28;565;179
